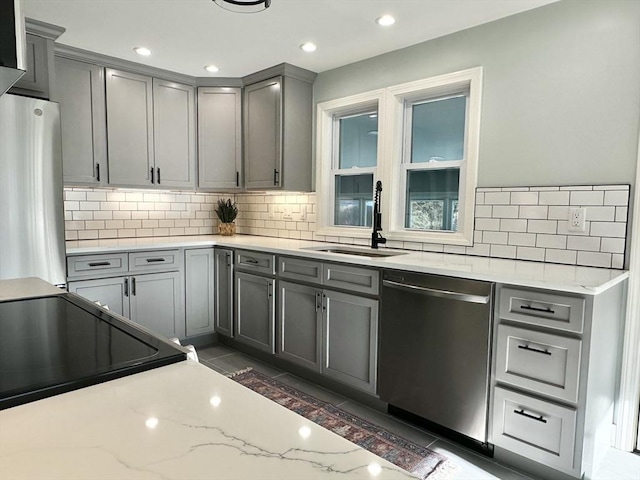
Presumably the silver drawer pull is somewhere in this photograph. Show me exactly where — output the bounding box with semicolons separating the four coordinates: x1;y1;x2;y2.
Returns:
244;258;259;264
514;409;547;424
518;344;551;356
520;304;555;314
88;262;111;267
146;258;166;263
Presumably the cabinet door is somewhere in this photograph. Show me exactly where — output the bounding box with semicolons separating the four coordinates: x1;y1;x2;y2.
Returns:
278;281;322;372
105;68;154;187
214;248;234;337
68;277;129;318
55;57;107;185
129;272;181;339
322;290;378;393
198;87;242;190
235;272;274;353
153;78;196;188
10;34;49;99
244;77;282;189
185;248;215;337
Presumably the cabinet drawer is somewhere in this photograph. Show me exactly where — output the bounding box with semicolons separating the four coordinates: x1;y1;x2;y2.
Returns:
496;324;582;403
492;387;577;472
279;256;322;284
67;253;128;278
499;286;585;333
323;263;379;295
129;250;180;272
236;250;275;275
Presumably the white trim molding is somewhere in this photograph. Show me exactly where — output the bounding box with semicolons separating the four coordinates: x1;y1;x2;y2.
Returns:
615;131;640;451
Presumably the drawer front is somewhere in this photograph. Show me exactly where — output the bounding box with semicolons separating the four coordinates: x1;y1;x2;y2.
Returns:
323;263;379;295
499;286;585;333
129;250;180;272
67;253;128;278
279;256;322;284
492;387;577;473
496;324;582;403
236;250;275;276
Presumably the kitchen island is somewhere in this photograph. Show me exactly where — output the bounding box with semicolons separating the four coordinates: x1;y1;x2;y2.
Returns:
0;279;414;480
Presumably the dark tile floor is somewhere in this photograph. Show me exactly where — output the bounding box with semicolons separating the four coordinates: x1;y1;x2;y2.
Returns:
197;344;640;480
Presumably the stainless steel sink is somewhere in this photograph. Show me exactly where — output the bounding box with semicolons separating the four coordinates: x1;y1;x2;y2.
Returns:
304;246;407;258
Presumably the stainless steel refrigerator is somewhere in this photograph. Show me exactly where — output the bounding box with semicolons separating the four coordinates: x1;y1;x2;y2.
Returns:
0;93;65;286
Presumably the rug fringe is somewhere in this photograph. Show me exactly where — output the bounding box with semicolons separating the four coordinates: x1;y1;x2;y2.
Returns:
424;459;459;480
226;367;254;378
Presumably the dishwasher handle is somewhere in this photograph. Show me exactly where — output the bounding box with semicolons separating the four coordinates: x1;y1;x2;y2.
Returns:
382;279;490;304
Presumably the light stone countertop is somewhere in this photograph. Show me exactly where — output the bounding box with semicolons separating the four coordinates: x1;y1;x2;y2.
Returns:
66;235;629;295
0;277;65;301
0;360;415;480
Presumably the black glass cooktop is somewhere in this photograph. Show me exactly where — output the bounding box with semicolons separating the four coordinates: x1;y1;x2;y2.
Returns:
0;294;186;410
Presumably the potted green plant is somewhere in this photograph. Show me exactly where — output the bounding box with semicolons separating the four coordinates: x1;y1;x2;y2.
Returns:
214;198;238;236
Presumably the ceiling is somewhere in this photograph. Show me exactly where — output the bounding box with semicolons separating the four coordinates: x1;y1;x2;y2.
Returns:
24;0;558;78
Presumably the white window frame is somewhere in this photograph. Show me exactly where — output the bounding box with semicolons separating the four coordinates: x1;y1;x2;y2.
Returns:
383;67;483;246
316;90;385;238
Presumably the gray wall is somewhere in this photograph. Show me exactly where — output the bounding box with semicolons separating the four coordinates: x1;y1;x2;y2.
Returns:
313;0;640;189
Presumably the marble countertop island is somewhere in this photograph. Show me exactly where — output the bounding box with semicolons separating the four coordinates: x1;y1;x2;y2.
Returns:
0;361;415;479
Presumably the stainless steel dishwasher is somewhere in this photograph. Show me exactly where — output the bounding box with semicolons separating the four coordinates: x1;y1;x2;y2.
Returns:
379;270;494;445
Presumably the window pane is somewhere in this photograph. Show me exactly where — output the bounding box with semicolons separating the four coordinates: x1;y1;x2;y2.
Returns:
405;169;460;231
334;174;373;227
339;113;378;168
411;96;466;163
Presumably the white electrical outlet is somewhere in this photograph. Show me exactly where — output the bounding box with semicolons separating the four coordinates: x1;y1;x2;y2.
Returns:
568;207;586;232
282;205;293;220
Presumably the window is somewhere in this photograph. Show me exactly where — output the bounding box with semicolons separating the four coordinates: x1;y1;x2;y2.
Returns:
316;68;481;245
316;91;384;238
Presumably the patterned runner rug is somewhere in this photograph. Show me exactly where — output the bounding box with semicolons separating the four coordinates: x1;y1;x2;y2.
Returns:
228;368;455;479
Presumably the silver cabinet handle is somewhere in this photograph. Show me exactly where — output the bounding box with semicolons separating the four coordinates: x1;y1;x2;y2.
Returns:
513;409;547;424
225;252;231;268
382;280;490;304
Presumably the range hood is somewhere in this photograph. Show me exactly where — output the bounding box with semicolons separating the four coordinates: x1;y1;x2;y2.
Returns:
0;0;26;96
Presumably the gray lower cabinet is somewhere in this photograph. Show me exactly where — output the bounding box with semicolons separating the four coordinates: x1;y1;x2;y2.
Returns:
278;281;322;372
68;271;181;339
235;271;275;353
214;248;234;337
54;56;107;185
197;87;242;190
185;248;215;337
128;272;181;339
68;276;129;317
323;290;378;393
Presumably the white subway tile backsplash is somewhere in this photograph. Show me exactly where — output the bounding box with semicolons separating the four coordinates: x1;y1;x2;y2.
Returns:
64;184;628;269
604;190;629;206
570;190;604;205
510;191;539;205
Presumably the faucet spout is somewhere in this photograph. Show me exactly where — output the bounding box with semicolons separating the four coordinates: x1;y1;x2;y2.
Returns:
371;181;386;249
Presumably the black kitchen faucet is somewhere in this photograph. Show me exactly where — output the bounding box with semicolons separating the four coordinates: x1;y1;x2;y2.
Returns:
371;181;386;249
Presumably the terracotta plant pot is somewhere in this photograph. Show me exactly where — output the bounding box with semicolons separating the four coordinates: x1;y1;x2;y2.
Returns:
218;222;236;236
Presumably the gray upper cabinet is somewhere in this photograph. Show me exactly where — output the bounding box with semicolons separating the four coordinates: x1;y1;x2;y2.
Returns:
243;65;316;191
54;57;107;185
153;78;196;188
105;68;154;187
198;87;242;190
10;34;50;99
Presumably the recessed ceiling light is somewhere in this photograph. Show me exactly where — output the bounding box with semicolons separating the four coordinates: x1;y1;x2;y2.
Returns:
300;42;317;53
133;46;152;56
375;15;395;26
204;65;220;73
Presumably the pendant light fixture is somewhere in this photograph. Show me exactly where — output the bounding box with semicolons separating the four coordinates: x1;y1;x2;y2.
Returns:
213;0;271;13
